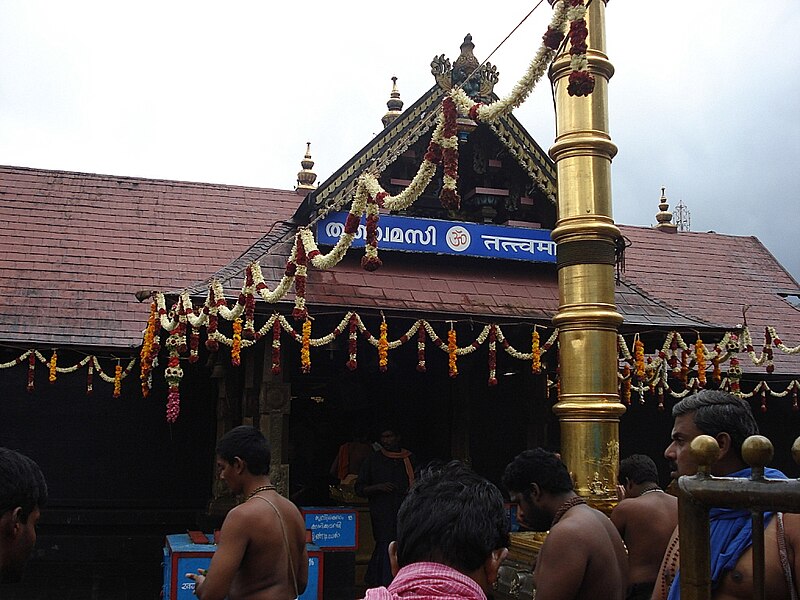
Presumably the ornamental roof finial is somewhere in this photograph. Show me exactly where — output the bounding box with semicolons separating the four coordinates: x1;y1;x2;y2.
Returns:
431;35;498;103
655;186;677;233
295;142;317;195
382;76;404;128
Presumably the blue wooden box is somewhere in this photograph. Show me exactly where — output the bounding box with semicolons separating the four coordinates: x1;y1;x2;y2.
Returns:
163;533;216;600
163;532;322;600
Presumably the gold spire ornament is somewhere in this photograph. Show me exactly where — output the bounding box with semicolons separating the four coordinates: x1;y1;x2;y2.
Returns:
295;142;317;194
382;76;404;128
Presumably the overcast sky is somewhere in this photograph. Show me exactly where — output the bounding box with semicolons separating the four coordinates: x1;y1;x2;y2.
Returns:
1;1;798;281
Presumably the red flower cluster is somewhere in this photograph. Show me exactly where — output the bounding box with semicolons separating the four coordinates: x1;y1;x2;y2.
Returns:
347;314;358;371
567;70;595;97
543;26;564;50
360;196;383;272
27;352;35;393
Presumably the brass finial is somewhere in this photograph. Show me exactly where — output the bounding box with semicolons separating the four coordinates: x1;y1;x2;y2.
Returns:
296;142;317;194
382;76;404;128
690;435;721;476
655;186;677;233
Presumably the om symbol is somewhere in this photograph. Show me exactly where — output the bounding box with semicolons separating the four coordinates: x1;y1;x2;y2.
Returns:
446;226;471;252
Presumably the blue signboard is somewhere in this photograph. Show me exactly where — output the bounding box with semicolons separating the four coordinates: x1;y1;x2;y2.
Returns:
302;508;358;549
316;212;556;263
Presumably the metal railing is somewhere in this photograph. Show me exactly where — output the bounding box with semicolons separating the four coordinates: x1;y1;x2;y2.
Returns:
677;434;800;600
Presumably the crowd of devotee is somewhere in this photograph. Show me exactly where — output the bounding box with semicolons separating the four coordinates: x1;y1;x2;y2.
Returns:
3;389;798;599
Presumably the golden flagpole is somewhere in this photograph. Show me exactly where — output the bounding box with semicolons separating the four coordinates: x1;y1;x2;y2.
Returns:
549;0;624;512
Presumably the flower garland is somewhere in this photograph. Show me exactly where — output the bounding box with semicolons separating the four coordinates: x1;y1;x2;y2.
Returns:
565;0;595;97
231;318;243;367
113;362;122;398
488;324;497;386
293;233;309;319
448;328;458;378
361;193;384;272
416;325;426;373
271;318;282;375
49;350;57;384
620;364;632;406
378;318;389;372
140;300;160;398
87;360;93;395
301;319;312;374
164;345;183;423
27;351;35;393
532;328;541;374
439;97;460;211
695;335;707;387
347;313;358;371
633;336;646;380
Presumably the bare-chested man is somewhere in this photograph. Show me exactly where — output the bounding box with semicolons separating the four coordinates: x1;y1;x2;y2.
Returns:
187;426;308;600
503;448;628;600
653;390;800;599
610;454;677;600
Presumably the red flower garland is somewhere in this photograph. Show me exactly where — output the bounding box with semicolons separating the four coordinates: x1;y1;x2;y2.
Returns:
439;97;461;211
86;360;94;395
271;318;282;375
416;325;426;373
566;1;595;97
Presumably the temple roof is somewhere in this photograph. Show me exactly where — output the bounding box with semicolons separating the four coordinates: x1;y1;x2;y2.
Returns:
1;164;798;377
0;165;300;348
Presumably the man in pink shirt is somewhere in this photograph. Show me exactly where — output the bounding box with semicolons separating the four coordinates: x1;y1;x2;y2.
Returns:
362;461;510;600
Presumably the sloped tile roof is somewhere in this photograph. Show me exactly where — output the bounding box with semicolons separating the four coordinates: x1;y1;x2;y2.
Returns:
0;165;300;348
619;225;800;372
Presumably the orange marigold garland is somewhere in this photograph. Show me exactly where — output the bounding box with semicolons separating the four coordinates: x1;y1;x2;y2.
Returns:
448;328;458;378
347;313;358;371
49;350;57;384
695;336;707;387
416;325;426;373
633;336;645;380
532;328;541;374
488;325;497;386
271;318;282;375
231;318;243;367
301;319;312;374
113;362;122;398
378;318;389;372
140;300;160;398
27;351;35;393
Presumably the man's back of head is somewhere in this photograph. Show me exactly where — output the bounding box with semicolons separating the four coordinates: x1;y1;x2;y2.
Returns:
216;425;271;475
394;461;509;574
502;448;573;498
619;454;659;486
